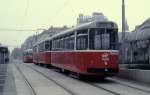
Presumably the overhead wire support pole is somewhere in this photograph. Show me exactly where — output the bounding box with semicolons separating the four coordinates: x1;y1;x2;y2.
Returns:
122;0;126;64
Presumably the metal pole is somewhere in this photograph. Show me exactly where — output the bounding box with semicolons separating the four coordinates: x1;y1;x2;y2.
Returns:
122;0;126;64
74;31;77;50
87;29;90;50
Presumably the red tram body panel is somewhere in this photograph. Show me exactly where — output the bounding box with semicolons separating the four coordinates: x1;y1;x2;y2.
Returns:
51;50;118;75
23;55;33;63
33;40;52;66
33;53;38;63
38;52;51;65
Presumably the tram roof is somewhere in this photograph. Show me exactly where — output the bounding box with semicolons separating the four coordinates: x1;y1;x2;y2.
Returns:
23;49;33;52
52;21;118;39
34;21;118;46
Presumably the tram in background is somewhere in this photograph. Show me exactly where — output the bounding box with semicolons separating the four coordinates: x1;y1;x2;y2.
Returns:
33;38;52;67
33;21;119;78
0;46;9;63
23;49;33;63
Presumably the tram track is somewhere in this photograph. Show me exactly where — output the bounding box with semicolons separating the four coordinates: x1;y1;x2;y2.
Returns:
14;63;37;95
70;75;122;95
69;71;150;95
107;78;150;94
84;82;121;95
83;76;150;95
24;64;77;95
25;64;122;95
24;64;150;95
83;77;150;95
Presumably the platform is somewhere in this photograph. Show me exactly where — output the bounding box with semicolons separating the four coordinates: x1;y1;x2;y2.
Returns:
0;63;17;95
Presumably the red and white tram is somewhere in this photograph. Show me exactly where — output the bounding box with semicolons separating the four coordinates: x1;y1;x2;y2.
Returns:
51;21;119;77
33;21;119;77
23;49;33;63
33;38;52;67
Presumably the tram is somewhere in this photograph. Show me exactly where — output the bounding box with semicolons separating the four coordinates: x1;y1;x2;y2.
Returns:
51;21;119;77
23;49;33;63
33;21;119;77
0;46;9;63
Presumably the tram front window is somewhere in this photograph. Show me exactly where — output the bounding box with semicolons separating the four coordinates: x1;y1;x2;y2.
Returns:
89;28;118;50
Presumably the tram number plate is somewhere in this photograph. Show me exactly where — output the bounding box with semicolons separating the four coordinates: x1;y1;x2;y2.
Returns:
102;53;109;61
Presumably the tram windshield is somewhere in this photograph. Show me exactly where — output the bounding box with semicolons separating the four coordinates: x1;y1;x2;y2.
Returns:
23;50;33;56
89;28;118;50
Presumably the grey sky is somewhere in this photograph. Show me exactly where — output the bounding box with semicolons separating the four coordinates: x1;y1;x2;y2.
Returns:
0;0;149;50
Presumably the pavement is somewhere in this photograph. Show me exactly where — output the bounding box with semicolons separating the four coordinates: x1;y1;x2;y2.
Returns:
0;63;17;95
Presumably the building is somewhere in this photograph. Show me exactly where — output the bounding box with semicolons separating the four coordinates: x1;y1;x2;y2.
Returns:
21;35;37;51
119;17;150;64
11;48;22;59
77;12;108;25
21;26;69;51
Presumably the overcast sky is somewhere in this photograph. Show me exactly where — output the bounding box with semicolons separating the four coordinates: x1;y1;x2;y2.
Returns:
0;0;149;50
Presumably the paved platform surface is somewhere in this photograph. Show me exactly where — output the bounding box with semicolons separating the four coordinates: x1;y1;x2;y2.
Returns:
0;63;17;95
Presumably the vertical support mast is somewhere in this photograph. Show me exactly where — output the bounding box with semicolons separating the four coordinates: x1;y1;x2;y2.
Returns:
122;0;126;63
87;29;90;50
74;31;77;50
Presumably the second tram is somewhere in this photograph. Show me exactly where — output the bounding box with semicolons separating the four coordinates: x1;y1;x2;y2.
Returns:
23;49;33;63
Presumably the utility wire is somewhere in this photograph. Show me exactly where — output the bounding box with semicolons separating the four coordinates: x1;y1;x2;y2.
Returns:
21;0;30;30
50;0;72;23
0;28;36;31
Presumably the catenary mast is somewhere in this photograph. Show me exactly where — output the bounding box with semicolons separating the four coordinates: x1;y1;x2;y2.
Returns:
122;0;126;63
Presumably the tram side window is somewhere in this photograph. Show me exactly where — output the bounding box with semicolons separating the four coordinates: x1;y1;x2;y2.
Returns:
39;43;45;52
49;41;52;50
77;34;88;50
52;40;55;50
45;41;50;51
52;39;62;50
42;42;45;52
110;29;118;50
52;33;75;51
70;37;74;50
39;44;42;52
33;46;37;53
64;39;67;49
60;39;63;50
67;37;74;50
40;43;43;52
55;40;58;50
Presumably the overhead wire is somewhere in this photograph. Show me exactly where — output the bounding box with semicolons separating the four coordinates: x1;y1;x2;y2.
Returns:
1;0;72;49
0;28;36;32
21;0;30;30
50;0;72;24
